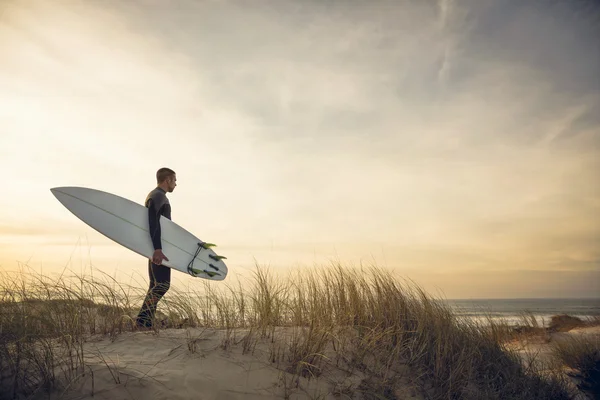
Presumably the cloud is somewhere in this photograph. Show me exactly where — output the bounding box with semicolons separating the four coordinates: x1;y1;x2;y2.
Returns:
1;0;599;296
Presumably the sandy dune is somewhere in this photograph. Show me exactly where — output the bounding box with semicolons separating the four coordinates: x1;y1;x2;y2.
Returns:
507;325;600;364
63;328;423;400
505;326;600;400
58;325;600;400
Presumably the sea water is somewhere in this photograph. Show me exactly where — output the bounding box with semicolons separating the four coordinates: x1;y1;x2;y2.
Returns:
442;298;600;327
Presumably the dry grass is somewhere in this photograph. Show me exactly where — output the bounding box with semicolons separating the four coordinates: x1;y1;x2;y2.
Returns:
0;262;578;400
551;334;600;399
0;266;141;399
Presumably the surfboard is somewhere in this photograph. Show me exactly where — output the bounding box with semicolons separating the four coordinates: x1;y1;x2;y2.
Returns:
50;186;228;281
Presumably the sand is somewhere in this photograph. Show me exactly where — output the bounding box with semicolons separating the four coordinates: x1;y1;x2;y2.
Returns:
505;325;600;400
55;325;599;400
61;328;422;400
506;325;600;365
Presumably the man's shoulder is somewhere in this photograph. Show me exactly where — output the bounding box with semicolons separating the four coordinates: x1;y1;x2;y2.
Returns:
146;188;169;206
148;187;168;198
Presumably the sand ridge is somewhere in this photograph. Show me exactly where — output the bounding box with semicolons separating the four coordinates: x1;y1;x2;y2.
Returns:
62;327;418;400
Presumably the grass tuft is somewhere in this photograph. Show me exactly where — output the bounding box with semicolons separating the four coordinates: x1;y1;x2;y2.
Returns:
552;334;600;398
0;262;582;399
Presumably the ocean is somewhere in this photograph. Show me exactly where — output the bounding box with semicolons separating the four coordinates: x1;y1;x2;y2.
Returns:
442;298;600;327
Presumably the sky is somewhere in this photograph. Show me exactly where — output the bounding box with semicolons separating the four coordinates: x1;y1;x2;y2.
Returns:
0;0;599;298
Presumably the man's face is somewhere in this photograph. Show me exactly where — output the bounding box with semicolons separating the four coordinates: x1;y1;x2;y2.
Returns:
167;174;177;192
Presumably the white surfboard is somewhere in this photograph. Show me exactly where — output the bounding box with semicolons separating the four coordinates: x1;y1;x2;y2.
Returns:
50;186;228;281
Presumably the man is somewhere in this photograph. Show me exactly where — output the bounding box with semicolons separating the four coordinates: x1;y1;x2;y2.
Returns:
135;167;177;329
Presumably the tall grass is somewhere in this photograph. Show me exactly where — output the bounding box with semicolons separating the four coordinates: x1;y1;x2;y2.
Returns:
0;263;576;399
0;266;142;399
551;334;600;399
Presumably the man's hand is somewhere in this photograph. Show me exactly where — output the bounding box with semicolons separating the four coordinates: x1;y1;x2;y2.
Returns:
152;249;169;265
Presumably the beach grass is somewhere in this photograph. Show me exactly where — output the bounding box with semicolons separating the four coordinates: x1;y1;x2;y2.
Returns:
551;333;600;399
0;262;579;400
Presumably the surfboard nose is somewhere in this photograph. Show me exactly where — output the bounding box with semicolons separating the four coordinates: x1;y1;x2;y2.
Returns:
50;187;62;199
50;187;67;201
51;187;82;198
50;187;66;195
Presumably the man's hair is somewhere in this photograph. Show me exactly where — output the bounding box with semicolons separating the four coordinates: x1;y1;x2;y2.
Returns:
156;167;176;183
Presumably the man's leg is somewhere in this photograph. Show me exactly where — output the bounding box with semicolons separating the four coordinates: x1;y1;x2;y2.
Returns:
136;260;171;328
148;262;171;322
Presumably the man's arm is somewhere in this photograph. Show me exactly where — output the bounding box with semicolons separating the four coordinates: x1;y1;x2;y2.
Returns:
148;198;163;250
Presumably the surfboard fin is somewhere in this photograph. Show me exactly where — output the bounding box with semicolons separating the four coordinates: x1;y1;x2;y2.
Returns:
199;242;216;249
209;254;227;261
190;268;220;278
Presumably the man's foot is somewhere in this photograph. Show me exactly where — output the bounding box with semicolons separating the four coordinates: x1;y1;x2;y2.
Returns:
133;317;153;331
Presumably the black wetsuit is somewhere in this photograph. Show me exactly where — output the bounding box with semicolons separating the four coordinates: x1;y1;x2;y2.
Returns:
136;187;172;328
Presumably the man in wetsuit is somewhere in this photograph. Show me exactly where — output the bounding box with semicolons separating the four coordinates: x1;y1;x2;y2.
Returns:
135;167;177;329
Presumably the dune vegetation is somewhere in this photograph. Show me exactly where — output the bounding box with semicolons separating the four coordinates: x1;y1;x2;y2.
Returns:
551;332;600;399
0;263;592;400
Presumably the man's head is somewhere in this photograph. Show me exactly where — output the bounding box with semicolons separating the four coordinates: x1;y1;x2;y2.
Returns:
156;167;177;192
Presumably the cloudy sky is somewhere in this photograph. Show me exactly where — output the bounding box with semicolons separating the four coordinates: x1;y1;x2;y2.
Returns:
1;0;598;298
